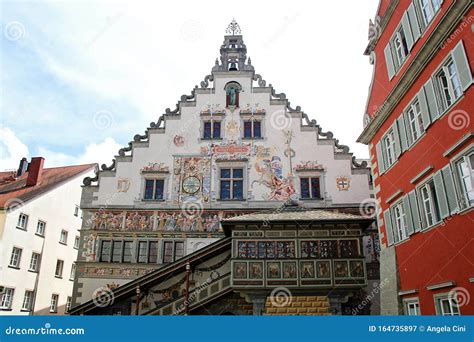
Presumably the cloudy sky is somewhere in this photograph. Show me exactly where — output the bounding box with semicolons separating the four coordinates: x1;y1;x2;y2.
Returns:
1;0;379;170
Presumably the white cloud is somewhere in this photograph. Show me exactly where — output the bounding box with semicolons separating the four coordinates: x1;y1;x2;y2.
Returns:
39;137;121;168
0;127;29;171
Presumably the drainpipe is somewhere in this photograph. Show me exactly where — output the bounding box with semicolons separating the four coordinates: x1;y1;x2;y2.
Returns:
184;261;191;315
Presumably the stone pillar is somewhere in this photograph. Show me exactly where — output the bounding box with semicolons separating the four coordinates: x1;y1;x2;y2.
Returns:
248;294;266;316
328;294;342;315
379;245;403;315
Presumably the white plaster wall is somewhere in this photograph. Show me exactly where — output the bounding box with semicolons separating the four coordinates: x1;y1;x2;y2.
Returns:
0;169;94;315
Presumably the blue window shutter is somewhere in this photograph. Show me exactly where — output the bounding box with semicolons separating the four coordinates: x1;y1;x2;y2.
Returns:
424;79;440;121
452;40;473;91
397;115;409;152
383;209;395;246
376;141;386;174
441;165;459;214
384;43;396;80
433;171;449;220
407;2;421;43
392;122;402;158
402;12;414;51
408;190;422;232
418;88;432;131
403;196;415;236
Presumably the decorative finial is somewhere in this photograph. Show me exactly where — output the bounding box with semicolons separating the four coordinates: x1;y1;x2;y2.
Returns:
226;19;241;35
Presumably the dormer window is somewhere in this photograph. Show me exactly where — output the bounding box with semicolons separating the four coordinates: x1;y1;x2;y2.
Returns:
225;82;242;107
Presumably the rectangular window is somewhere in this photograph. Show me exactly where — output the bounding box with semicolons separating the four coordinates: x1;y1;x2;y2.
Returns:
137;241;148;263
384;130;397;166
36;220;46;236
144;179;165;200
162;241;184;263
50;294;59;313
406;100;425;142
17;213;28;230
203;121;221;139
418;0;441;26
112;241;123;262
435;59;462;112
393;202;408;241
9;247;22;268
22;290;34;311
74;205;79;217
436;296;460;315
74;236;80;249
123;241;133;263
148;241;159;263
300;177;321;199
405;298;420;315
66;296;72;313
70;263;76;280
100;240;112;262
392;26;409;67
1;288;14;309
220;168;244;200
456;154;474;207
55;260;64;278
59;230;68;244
29;252;41;272
243;120;262;138
419;180;440;228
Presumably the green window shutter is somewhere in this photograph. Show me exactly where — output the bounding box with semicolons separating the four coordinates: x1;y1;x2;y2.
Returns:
452;40;473;91
418;88;432;131
404;112;414;147
407;2;421;43
392;122;401;158
441;164;459;214
402;12;414;51
397;115;409;152
408;190;422;232
433;170;449;220
384;43;396;80
424;78;440;121
403;195;415;236
376;141;386;174
383;209;395;246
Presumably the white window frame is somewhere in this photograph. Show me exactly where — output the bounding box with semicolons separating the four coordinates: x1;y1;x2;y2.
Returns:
36;220;46;237
55;259;64;278
17;213;28;230
217;163;246;201
454;152;474;208
435;59;462;112
74;205;79;217
418;0;441;26
74;235;80;249
70;263;76;280
406;99;425;142
391;26;409;68
162;240;185;263
9;247;22;268
21;290;34;311
50;294;59;313
403;298;420;315
435;293;460;316
59;230;68;244
0;288;15;309
384;130;397;166
418;179;440;228
393;201;408;241
29;252;41;272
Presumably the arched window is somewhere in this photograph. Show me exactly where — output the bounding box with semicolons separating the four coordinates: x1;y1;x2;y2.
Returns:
224;81;242;108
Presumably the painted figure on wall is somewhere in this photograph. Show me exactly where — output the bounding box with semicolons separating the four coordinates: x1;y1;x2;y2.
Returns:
253;155;295;201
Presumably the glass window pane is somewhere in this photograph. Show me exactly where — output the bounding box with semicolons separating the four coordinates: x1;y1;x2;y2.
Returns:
144;180;154;200
233;180;243;199
112;241;122;262
213;121;221;138
244;121;252;138
221;169;231;178
154;180;164;200
300;178;310;198
253;121;261;137
100;241;111;262
138;241;148;263
123;241;133;263
220;181;231;199
311;178;321;198
232;168;243;178
148;242;158;263
163;241;174;263
174;242;184;260
203;122;212;139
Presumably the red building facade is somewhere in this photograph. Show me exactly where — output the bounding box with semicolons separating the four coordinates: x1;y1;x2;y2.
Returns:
359;0;473;315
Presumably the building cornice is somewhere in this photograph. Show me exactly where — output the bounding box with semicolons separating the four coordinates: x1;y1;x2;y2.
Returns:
358;0;471;145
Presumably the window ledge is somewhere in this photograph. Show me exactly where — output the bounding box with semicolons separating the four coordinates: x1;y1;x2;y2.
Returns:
242;137;264;140
200;138;223;141
142;199;165;202
28;269;39;273
55;276;63;279
217;199;246;202
20;309;32;312
35;233;45;238
59;242;67;246
421;220;444;234
8;265;20;270
16;227;27;231
0;308;13;311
